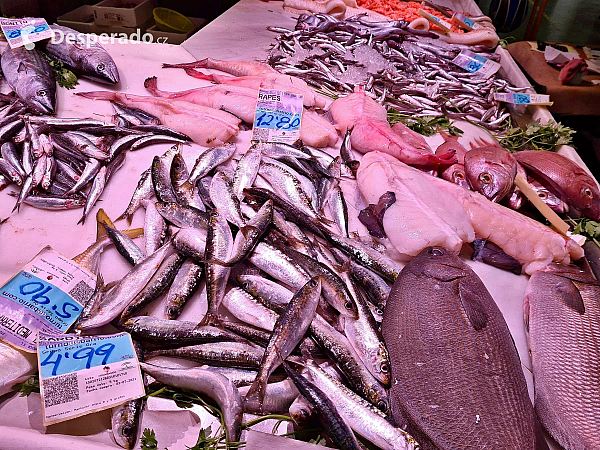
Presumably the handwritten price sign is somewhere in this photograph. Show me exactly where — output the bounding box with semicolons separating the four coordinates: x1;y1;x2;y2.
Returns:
0;247;95;352
38;332;145;425
252;89;303;144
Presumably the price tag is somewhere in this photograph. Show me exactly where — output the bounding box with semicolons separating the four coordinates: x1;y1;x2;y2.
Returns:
452;50;501;79
418;9;453;33
37;331;145;426
493;92;553;106
0;18;53;49
252;89;303;144
451;12;478;31
0;247;95;352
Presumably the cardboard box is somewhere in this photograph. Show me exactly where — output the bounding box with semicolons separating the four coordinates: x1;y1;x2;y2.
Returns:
92;0;157;28
56;5;97;34
145;17;207;45
94;17;154;37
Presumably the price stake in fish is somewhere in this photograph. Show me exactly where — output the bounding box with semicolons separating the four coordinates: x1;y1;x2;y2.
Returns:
452;50;501;79
252;89;303;144
37;331;145;426
0;247;96;352
0;17;53;49
494;93;553;106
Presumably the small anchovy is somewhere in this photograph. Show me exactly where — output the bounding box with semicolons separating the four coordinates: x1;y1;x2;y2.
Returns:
109;133;151;159
188;143;237;185
40;155;56;190
8;193;85;210
77;240;173;330
119;252;184;319
145;342;265;369
130;134;188;151
117;316;243;345
118;168;154;223
203;210;234;325
222;287;279;332
64;158;101;196
164;258;203;320
112;101;154;125
26;116;107;129
329;185;349;237
130;124;191;141
78;165;107;224
21;138;34;175
244;277;321;413
232;145;262;200
1;142;26;179
100;218;145;266
51;132;109;160
210;171;245;227
283;362;361;450
0;158;23;185
140;363;243;442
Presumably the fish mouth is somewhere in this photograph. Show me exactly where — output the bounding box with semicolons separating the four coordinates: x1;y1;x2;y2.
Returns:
31;99;55;115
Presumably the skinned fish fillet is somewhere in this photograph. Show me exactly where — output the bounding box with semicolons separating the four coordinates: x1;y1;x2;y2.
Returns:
329;88;387;134
357;152;474;258
428;173;584;274
524;264;600;450
77;91;240;145
0;342;37;396
301;109;339;147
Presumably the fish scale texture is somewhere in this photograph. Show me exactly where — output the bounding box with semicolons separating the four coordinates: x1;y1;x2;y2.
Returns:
526;268;600;450
382;247;540;449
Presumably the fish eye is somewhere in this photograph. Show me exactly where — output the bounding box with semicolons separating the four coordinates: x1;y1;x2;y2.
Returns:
538;191;548;200
97;63;105;71
455;172;465;180
122;425;133;436
345;301;354;310
380;362;390;373
430;248;443;256
376;308;383;315
479;173;492;184
37;89;47;97
583;188;594;199
377;400;388;412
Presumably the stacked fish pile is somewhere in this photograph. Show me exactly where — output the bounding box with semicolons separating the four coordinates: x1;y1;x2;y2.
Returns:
267;13;524;129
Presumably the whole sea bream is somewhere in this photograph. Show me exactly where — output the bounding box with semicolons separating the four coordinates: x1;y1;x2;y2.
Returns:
524;264;600;450
0;46;56;113
382;247;545;449
43;24;120;84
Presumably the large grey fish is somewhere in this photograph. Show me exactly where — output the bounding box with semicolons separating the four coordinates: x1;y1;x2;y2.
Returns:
145;342;264;369
244;277;321;413
382;247;544;449
140;363;242;442
118;316;243;345
283;362;361;450
304;360;417;450
77;239;173;329
524;263;600;450
0;46;56;113
202;210;233;325
43;24;119;84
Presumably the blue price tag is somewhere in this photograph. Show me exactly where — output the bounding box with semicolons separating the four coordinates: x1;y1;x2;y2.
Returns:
253;108;302;131
38;332;134;378
512;93;531;104
252;89;304;144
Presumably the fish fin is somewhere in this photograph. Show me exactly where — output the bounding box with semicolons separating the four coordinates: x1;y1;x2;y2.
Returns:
555;276;585;314
143;76;158;94
96;208;111;237
123;228;144;239
423;263;466;281
457;278;489;330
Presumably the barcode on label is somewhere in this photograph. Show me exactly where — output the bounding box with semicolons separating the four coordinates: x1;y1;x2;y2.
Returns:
43;373;79;408
252;127;269;142
68;280;94;304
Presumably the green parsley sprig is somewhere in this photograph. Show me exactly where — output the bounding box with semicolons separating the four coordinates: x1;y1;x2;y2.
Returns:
387;110;464;137
41;52;79;90
12;375;39;396
499;119;575;152
141;428;158;450
566;217;600;247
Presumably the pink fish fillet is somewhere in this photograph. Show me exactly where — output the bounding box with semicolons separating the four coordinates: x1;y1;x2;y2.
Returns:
162;58;277;76
391;121;432;153
144;76;258;123
77;91;240;145
145;77;336;148
182;70;325;109
351;117;456;166
357;151;475;258
329;87;387;134
428;173;584;274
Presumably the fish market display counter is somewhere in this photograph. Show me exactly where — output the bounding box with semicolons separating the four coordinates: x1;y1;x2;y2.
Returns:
0;1;597;449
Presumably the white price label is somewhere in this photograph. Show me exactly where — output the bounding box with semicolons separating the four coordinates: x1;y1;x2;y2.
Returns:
0;247;96;352
452;50;501;79
451;13;478;31
494;92;553;105
252;89;303;144
37;331;145;425
418;9;452;33
0;17;53;49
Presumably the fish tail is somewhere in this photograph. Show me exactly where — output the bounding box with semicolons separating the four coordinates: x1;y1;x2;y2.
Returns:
162;59;208;70
183;68;214;81
243;379;266;414
76;91;117;101
143;76;160;95
77;214;86;226
199;312;221;327
435;149;457;165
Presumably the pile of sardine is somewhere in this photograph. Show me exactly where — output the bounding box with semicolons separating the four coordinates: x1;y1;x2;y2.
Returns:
268;13;526;130
72;142;417;449
0;99;191;223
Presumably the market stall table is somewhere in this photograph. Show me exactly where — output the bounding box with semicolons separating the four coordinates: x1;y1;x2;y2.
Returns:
0;0;596;448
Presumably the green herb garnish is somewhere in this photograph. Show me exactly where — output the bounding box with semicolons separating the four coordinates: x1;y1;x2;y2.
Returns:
12;374;39;396
387;110;464;137
141;428;158;450
499;119;575;152
566;217;600;247
41;52;79;90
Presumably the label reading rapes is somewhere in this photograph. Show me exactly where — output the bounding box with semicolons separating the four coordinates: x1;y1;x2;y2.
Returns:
38;331;145;426
0;18;53;49
0;247;95;352
452;50;501;79
493;92;553;105
252;89;303;144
